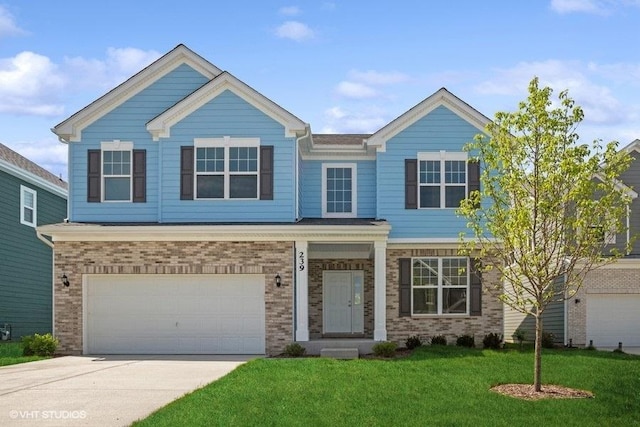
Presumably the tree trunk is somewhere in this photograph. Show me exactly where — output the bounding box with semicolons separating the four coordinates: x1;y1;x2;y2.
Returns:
534;314;543;392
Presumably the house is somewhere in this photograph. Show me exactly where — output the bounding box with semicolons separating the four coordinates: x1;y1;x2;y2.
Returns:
504;139;640;348
0;143;67;340
39;44;502;356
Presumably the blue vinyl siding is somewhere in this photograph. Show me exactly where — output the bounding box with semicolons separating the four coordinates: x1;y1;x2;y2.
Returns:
70;64;209;222
159;90;296;223
299;159;376;218
377;105;482;239
0;171;66;339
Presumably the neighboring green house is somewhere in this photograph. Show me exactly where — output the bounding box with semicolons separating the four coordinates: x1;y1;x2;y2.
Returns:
0;143;67;340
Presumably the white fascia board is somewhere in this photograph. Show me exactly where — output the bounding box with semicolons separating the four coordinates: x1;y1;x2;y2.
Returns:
366;88;491;153
53;45;222;143
0;159;67;198
147;72;307;140
298;141;376;161
38;223;391;243
388;237;500;246
593;173;638;198
621;139;640;154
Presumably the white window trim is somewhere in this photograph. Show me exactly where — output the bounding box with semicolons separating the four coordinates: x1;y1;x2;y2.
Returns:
417;151;467;209
20;185;37;227
411;257;470;316
321;163;357;218
100;140;133;203
194;137;261;200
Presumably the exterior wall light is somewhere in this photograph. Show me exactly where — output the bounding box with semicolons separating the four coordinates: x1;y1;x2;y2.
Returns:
62;274;70;287
275;274;282;287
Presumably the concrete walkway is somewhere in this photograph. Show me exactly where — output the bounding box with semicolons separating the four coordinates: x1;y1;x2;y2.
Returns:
0;355;253;427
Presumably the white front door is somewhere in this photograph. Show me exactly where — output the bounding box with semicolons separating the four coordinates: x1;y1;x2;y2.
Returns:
323;271;364;334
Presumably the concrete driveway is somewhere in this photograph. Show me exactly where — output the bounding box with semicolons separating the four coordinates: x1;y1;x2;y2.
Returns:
0;355;253;427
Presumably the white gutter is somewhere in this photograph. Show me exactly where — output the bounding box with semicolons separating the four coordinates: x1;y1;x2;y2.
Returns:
36;229;54;249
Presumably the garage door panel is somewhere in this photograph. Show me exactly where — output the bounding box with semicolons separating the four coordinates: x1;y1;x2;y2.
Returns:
86;274;265;354
587;294;640;347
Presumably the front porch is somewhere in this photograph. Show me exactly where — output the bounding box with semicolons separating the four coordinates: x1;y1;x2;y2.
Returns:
292;220;390;346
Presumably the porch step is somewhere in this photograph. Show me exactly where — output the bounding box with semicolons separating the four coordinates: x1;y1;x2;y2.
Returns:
320;347;359;359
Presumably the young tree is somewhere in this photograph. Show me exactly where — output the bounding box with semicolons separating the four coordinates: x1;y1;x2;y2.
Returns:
459;77;633;392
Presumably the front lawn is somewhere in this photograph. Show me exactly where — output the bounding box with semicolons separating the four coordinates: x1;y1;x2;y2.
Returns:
0;342;47;366
134;346;640;426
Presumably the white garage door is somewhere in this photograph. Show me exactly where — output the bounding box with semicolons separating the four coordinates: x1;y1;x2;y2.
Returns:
586;294;640;347
85;274;265;354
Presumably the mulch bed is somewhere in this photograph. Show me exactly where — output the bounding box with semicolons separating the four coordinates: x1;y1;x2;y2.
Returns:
491;384;594;400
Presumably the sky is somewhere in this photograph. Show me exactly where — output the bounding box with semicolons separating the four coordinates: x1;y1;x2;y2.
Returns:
1;0;640;180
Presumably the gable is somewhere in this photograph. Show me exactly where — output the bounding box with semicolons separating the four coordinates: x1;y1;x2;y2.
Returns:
53;45;222;143
366;88;490;152
146;72;307;140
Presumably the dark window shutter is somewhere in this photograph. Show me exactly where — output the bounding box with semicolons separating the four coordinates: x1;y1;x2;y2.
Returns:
180;146;194;200
399;258;412;317
468;159;480;205
132;149;146;203
260;145;274;200
87;150;101;203
405;159;418;209
470;258;482;316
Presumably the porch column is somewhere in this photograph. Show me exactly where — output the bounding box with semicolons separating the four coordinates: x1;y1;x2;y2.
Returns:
295;240;309;341
374;240;387;341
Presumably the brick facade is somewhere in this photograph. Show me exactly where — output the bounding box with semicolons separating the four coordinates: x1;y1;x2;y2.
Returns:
567;266;640;346
54;240;293;356
385;248;503;346
54;241;505;355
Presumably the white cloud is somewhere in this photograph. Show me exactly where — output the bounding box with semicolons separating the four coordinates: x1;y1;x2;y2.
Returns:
279;6;301;16
348;70;409;85
0;5;26;38
476;60;626;125
275;21;314;41
322;105;388;133
550;0;640;14
550;0;603;14
0;52;65;116
65;47;161;90
335;81;378;99
473;59;640;147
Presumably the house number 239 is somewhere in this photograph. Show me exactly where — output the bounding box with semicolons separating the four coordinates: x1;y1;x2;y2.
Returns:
298;251;305;271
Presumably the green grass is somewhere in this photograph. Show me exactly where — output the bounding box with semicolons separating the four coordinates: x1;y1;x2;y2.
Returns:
0;342;47;366
133;346;640;427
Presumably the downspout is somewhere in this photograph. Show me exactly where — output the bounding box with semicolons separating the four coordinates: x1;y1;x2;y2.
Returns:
295;125;310;221
293;125;310;341
36;229;56;341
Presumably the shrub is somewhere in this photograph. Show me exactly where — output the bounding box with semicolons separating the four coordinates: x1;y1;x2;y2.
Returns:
456;334;475;348
372;341;397;358
21;333;58;357
541;331;555;349
430;335;447;346
405;335;422;350
483;332;502;350
283;343;306;357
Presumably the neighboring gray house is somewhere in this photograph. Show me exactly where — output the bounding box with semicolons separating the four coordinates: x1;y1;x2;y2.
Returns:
505;139;640;348
0;143;67;340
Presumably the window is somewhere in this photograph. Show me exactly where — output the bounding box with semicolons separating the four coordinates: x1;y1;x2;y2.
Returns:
322;163;357;218
418;151;467;208
20;185;37;227
100;141;133;202
194;138;259;199
589;225;616;245
412;257;469;315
